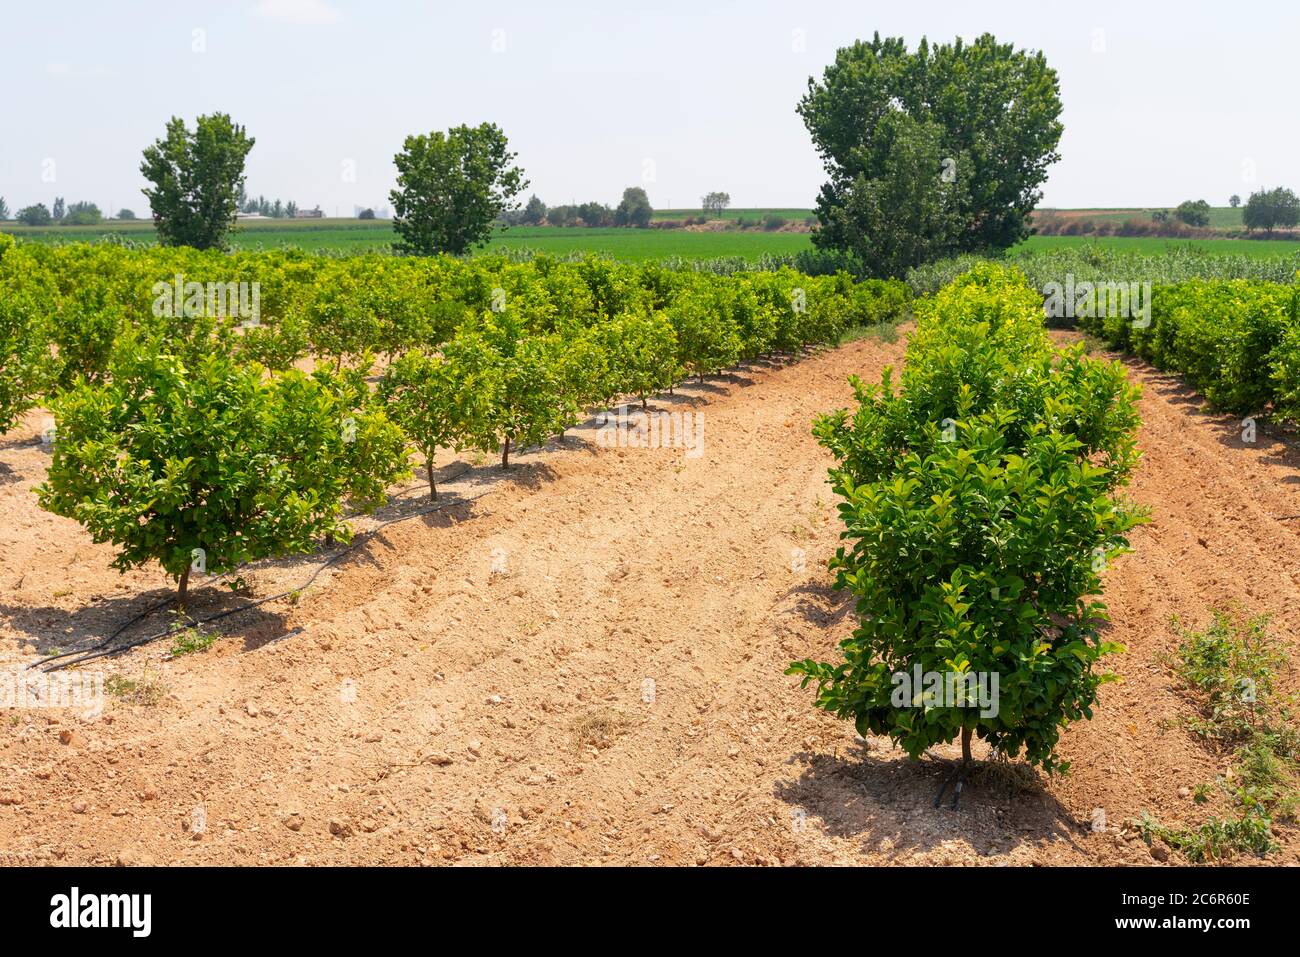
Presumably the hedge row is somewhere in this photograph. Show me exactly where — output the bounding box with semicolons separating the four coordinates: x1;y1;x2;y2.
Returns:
0;242;910;432
1075;278;1300;421
5;242;910;601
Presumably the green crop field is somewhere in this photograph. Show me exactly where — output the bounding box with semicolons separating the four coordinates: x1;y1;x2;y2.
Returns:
1;219;817;259
481;226;813;259
0;218;395;252
1016;233;1300;259
7;212;1300;263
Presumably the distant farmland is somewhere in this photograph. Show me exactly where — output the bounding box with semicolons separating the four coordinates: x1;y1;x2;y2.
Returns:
6;210;1300;261
1034;206;1247;229
1;217;817;259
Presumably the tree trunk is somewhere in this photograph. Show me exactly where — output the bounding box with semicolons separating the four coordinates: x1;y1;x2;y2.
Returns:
960;725;973;764
427;460;438;501
177;563;191;611
640;393;647;410
501;436;511;469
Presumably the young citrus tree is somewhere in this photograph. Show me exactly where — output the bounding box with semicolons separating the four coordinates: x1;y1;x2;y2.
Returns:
0;271;52;433
446;311;575;468
379;348;489;499
600;311;681;409
667;287;742;382
304;363;412;514
37;338;394;607
789;265;1146;795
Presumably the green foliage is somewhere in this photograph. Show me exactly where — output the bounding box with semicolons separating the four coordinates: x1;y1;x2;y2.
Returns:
35;338;405;603
390;123;529;255
1243;187;1300;235
701;192;731;218
17;204;53;226
789;264;1144;772
0;269;51;431
522;194;547;225
1137;809;1277;863
140;113;255;251
1174;199;1211;227
614;187;653;228
811;112;966;278
169;622;219;657
1076;278;1296;417
379;348;490;498
1164;608;1286;744
62;202;103;227
599;310;682;407
447;310;575;467
666;286;743;380
800;32;1063;273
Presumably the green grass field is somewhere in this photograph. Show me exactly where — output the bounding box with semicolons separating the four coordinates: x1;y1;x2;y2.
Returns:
6;212;1300;262
1;218;817;259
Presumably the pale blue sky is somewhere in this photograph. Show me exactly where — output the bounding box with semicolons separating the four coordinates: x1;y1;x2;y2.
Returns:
1;0;1294;215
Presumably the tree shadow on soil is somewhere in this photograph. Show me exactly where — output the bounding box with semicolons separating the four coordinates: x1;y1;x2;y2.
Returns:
781;580;856;628
0;586;287;662
774;741;1087;860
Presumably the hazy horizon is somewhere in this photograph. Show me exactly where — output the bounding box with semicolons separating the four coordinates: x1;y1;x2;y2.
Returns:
2;0;1295;217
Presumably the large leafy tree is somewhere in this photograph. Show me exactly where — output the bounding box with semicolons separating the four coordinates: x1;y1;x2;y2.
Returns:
16;204;52;226
614;187;653;227
799;33;1063;275
140;113;255;250
390;123;528;256
1243;187;1300;236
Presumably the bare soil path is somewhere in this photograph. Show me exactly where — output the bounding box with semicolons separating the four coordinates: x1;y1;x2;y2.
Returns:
2;331;1297;866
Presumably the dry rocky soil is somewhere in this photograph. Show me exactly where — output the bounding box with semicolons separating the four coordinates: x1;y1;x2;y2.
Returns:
1;329;1297;866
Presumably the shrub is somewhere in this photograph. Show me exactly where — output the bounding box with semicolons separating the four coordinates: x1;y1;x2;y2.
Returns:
0;272;51;432
666;287;742;381
380;348;491;498
790;265;1146;774
37;339;404;605
446;311;576;468
598;311;681;408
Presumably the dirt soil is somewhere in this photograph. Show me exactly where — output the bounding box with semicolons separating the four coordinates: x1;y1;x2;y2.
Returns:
1;330;1298;866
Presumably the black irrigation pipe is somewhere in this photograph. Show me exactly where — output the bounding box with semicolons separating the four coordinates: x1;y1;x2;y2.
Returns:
35;485;494;673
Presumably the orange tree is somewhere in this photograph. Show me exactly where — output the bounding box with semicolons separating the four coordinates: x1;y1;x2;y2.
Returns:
789;265;1146;797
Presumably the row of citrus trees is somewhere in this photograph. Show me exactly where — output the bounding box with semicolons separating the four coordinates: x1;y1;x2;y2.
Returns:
0;237;910;602
1074;277;1300;422
788;264;1146;773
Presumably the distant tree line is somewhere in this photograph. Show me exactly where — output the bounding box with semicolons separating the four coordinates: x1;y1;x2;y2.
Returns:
1243;187;1300;235
9;197;119;226
240;190;301;218
505;187;653;228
